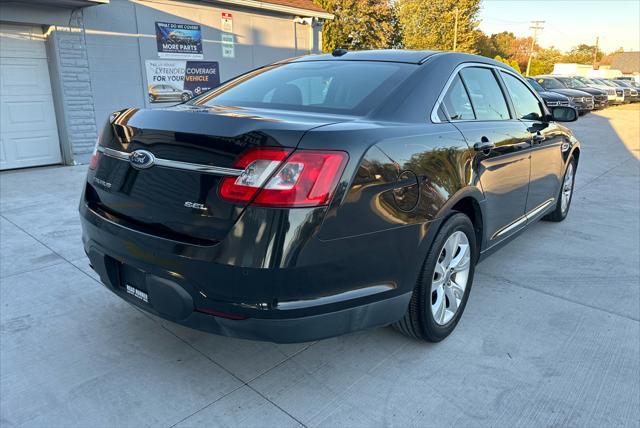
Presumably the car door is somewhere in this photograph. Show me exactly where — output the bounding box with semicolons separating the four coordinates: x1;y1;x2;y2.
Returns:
442;66;532;243
499;71;563;218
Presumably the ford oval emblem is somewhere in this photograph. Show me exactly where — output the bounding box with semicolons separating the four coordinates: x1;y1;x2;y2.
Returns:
129;150;155;169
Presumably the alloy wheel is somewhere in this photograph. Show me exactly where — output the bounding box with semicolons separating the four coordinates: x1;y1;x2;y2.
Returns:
561;163;574;214
431;231;471;325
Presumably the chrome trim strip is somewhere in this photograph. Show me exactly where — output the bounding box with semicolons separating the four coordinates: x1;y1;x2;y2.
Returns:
491;198;556;240
526;198;555;221
276;284;396;310
492;216;527;240
98;146;244;177
101;147;130;161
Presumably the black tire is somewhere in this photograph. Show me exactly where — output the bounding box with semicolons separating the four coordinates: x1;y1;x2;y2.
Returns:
181;93;190;102
393;213;477;342
149;94;156;103
543;157;576;222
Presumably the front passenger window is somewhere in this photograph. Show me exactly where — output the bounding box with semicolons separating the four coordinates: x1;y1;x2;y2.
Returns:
442;75;475;120
501;72;544;121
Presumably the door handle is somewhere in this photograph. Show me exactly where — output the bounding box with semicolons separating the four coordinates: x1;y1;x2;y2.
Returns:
473;136;495;152
532;132;544;144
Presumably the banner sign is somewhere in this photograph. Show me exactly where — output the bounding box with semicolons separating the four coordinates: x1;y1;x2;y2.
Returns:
155;22;203;59
221;12;233;33
145;60;220;104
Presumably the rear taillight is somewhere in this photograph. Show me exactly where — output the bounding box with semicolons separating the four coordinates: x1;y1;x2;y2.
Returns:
219;147;348;207
88;138;101;170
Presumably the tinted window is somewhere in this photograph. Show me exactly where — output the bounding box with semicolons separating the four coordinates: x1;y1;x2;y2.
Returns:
191;61;414;115
537;78;564;90
526;78;545;92
460;68;510;120
442;75;475;120
501;72;544;120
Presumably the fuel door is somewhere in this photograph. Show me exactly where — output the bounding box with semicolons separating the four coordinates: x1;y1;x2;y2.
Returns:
393;170;420;212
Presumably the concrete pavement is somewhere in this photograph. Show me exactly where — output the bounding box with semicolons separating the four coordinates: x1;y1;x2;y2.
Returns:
1;105;638;427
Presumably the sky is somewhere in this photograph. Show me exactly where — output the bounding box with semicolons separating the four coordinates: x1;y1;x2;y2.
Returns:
478;0;640;53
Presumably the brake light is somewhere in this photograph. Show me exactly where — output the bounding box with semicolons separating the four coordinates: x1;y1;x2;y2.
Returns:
89;137;101;170
219;147;292;203
219;148;348;207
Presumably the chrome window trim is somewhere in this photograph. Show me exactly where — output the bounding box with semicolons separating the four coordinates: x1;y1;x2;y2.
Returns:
97;146;244;177
430;62;548;123
431;63;496;123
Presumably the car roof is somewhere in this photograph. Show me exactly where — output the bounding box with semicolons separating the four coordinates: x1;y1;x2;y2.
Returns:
288;50;522;70
290;49;441;64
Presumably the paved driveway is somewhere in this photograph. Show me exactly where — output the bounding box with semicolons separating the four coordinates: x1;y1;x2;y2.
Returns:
1;106;639;427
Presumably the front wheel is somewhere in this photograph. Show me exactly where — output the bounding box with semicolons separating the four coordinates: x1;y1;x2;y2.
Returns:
393;213;477;342
543;157;576;222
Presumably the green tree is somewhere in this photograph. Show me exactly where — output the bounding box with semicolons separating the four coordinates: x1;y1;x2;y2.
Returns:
315;0;396;52
562;44;604;65
529;47;562;75
494;55;521;73
396;0;481;52
490;31;516;58
473;30;495;57
389;2;404;49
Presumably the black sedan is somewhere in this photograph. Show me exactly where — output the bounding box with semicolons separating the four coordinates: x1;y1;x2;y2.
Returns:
526;77;572;108
533;76;595;114
81;50;580;343
551;76;609;109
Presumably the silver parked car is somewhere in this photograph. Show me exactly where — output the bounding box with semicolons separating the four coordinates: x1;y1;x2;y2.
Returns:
148;84;193;103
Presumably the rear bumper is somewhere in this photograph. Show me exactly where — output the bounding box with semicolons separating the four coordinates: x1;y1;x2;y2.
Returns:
86;246;410;343
80;201;420;343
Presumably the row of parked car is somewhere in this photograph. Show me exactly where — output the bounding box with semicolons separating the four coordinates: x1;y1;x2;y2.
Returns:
527;75;640;116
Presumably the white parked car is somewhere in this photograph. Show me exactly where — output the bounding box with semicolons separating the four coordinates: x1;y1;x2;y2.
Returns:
591;78;631;104
574;76;623;104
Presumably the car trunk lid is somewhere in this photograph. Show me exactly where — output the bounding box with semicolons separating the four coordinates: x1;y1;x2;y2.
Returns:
87;105;349;244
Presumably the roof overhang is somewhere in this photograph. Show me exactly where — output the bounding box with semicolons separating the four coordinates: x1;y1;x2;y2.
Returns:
4;0;109;7
205;0;333;19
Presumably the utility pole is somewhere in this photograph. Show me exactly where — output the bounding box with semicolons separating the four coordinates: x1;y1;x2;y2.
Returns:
453;8;459;52
525;20;545;77
593;36;599;68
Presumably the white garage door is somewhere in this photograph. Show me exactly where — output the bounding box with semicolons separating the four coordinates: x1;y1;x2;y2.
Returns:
1;23;62;170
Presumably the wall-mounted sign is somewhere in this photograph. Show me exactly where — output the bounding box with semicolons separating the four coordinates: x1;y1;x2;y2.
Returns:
145;60;220;104
221;12;233;33
155;22;203;59
221;33;235;58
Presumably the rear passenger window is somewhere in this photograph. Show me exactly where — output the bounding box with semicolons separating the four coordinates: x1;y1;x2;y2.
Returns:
501;72;544;120
459;67;510;120
442;75;475;120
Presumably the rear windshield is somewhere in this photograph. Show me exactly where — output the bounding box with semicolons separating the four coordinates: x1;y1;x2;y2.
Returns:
189;61;415;115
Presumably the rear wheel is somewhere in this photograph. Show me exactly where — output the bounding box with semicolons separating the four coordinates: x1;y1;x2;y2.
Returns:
543;157;576;222
393;213;477;342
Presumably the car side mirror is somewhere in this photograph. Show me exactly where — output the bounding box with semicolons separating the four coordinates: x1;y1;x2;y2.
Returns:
550;106;578;122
